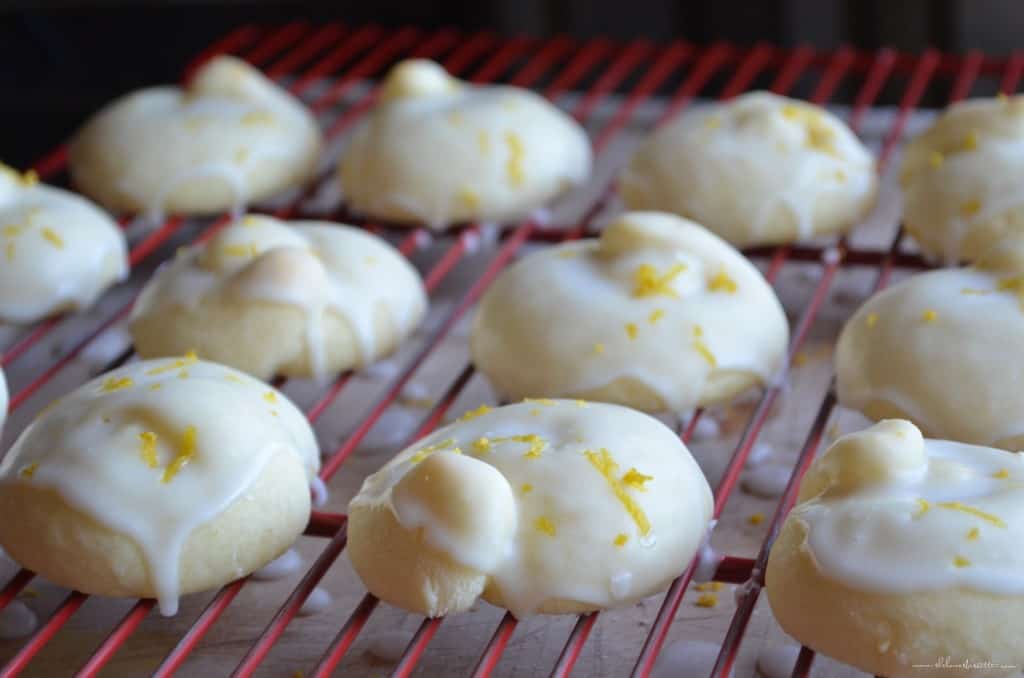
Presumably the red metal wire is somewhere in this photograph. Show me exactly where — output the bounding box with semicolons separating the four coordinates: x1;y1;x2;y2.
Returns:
0;28;1009;678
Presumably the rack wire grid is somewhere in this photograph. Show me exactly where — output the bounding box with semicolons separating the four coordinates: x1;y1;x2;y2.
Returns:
0;21;1016;678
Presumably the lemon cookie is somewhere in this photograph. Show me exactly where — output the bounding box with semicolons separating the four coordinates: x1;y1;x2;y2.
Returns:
620;92;877;247
471;211;789;413
338;59;592;229
0;163;128;324
837;237;1024;448
0;357;319;615
69;56;322;217
348;399;713;618
767;420;1024;677
130;214;427;382
901;95;1024;264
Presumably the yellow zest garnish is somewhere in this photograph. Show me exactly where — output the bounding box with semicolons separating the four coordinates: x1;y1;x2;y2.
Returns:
4;241;13;261
487;433;545;458
963;130;979;151
576;399;588;408
921;309;938;323
410;438;458;464
994;469;1010;479
234;148;249;164
998;91;1009;103
447;111;463;125
966;527;981;541
178;369;190;379
583;448;651;535
622;468;653;490
458;187;480;209
39;228;63;249
221;243;259;257
504;131;525;186
593;343;605;355
263;391;278;404
147;351;199;376
241;110;275;125
459;404;492;421
241;215;259;226
866;312;879;328
953;555;971;568
224;374;242;382
101;376;134;393
632;263;687;298
524;398;555;406
748;513;765;525
614;533;628;547
708;268;738;293
704;116;721;129
139;432;160;468
693;325;717;367
477;130;491;154
149;383;163;391
529;408;541;417
472;437;492;454
625;322;638;340
162;425;198;483
521;483;534;494
929;151;944;169
2;224;22;238
695;593;718;608
534;516;556;536
556;249;581;259
648;309;665;324
914;498;931;517
695;581;723;592
960;198;982;217
961;288;990;295
937;501;1006;527
793;352;808;367
19;463;39;479
997;276;1024;309
834;169;847;182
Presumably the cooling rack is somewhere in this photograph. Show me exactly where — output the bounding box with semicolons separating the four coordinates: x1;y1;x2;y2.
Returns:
0;21;1018;678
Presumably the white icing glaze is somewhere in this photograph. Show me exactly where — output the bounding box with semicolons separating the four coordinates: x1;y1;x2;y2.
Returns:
621;92;877;247
348;400;713;618
741;465;791;499
0;358;319;614
69;56;322;217
692;519;722;583
365;630;412;664
836;255;1024;448
0;164;128;324
755;643;801;678
131;214;427;382
472;212;789;413
298;586;331;616
251;548;303;581
901;96;1024;264
339;59;592;229
79;326;133;370
0;600;37;639
651;640;730;678
794;420;1024;594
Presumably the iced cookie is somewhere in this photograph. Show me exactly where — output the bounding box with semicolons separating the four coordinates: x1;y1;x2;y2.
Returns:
471;211;789;413
338;59;592;229
836;237;1024;449
69;56;323;217
0;163;128;324
901;95;1024;264
620;92;877;247
348;399;713;618
767;420;1024;678
0;357;320;615
130;214;427;382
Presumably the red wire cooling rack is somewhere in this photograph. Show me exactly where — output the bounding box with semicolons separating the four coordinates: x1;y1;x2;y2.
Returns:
0;22;1018;678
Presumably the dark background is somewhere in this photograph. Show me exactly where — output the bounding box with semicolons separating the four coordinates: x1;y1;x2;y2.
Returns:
2;0;1021;167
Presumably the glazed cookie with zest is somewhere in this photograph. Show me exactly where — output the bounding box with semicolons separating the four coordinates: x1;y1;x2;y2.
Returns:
338;59;592;229
69;56;322;217
130;214;427;382
348;400;713;618
0;357;320;615
767;420;1024;678
0;164;128;324
901;95;1024;264
471;211;789;413
620;92;877;247
837;236;1024;449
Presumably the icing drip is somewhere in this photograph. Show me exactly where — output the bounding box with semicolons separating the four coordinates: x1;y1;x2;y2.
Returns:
0;360;319;614
0;600;37;639
741;465;791;499
298;586;331;616
651;641;730;678
755;643;801;678
252;548;303;581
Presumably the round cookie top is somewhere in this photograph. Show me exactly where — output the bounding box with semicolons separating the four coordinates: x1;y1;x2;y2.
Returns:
836;239;1024;448
620;92;877;247
338;59;592;229
792;419;1024;594
0;163;128;324
349;399;713;618
901;95;1024;264
131;214;427;381
0;357;319;614
471;211;789;413
69;56;322;217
